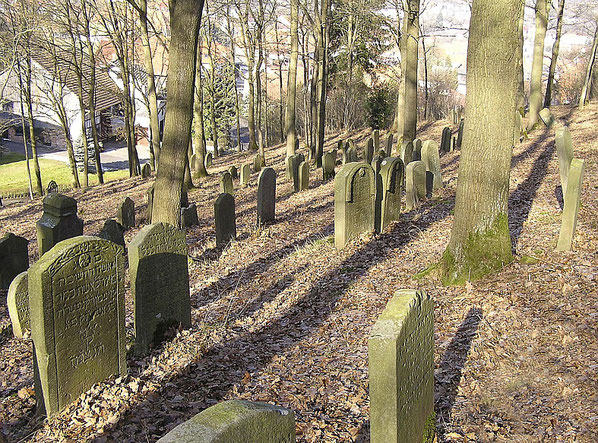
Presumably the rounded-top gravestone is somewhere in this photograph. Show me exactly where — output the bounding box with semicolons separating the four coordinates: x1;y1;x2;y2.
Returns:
257;168;276;225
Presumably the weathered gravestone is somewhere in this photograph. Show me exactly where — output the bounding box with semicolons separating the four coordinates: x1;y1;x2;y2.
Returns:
116;197;135;230
129;223;191;356
399;141;413;167
47;180;58;194
190;153;197;171
220;171;234;195
98;219;126;248
369;289;435;443
205;152;213;168
36;193;84;257
181;204;199;228
322;152;336;181
456;119;464;149
421;141;443;190
539;107;555;128
377;157;405;233
557;158;585;251
257;168;276;225
373;129;380;152
141;162;152;178
214;193;236;246
0;233;29;289
7;271;29;338
334;163;376;248
412;139;422;161
29;236;126;415
341;141;349;164
555;127;574;195
366;137;375;163
451;136;457;152
229;165;238;180
253;153;265;173
346;146;358;163
157;400;296;443
378;149;387;159
298;161;309;191
425;171;434;199
405;161;426;211
440;126;451;153
240;164;251;186
286;154;304;191
371;154;384;175
386;134;394;155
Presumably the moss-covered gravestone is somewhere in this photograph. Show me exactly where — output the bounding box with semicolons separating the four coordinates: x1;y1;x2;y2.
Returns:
366;138;374;163
421;141;443;190
412;139;422;161
555;127;574;195
99;219;126;248
141;163;152;178
346;146;358;163
369;289;435;443
220;171;234;195
557;158;585;251
257;168;276;225
377;157;405;233
229;165;238;180
29;236;126;416
253;154;265;173
0;233;29;289
322;152;336;181
7;271;29;338
334;163;376;248
440;126;451;153
298;161;309;191
129;223;191;356
36;193;84;257
157;400;296;443
371;154;384;175
386;134;394;155
240;164;251;186
214;193;236;246
286;153;304;191
116;197;135;230
205;152;213;168
399;141;413;167
181;204;199;228
405;161;426;211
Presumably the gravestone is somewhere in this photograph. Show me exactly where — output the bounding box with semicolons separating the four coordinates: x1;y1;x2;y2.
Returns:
425;171;434;198
399;141;413;167
514;110;523;146
369;289;435;443
557;158;585;251
205;152;213;168
456;119;464;149
366;137;375;163
412;139;422;161
190;153;197;171
405;161;426;211
253;153;265;173
371;154;384;175
440;126;451;153
539;107;555;128
229;165;238;180
323;152;336;181
29;236;126;416
116;197;135;230
373;129;380;151
129;223;191;356
181;204;199;228
421;141;443;190
47;180;58;194
378;149;387;159
451;136;457;152
7;271;29;338
141;163;152;178
341;142;349;164
555;127;574;194
220;171;234;195
146;185;154;221
157;400;296;443
298;161;309;191
214;193;236;246
240;163;251;186
98;219;126;248
0;233;29;289
377;157;405;233
386;134;393;155
36;193;84;257
287;153;304;191
347;146;358;163
257;168;276;225
334;163;376;248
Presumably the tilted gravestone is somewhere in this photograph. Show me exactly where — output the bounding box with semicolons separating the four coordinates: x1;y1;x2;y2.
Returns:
257;168;276;225
555;127;574;195
287;153;304;192
7;271;29;338
412;139;422;161
36;193;84;257
373;129;380;152
129;223;191;356
377;157;405;233
539;107;555;128
405;161;426;211
214;193;236;246
116;197;135;230
157;400;296;443
141;163;152;178
298;161;309;191
240;163;251;186
334;163;376;248
181;203;199;228
440;126;451;153
29;236;126;416
229;165;238;180
204;152;213;168
456;119;464;149
0;233;29;289
369;289;435;443
557;158;585;251
98;219;126;248
386;134;394;155
253;153;265;173
421;141;443;190
323;152;336;181
366;137;375;163
399;141;413;167
220;171;234;195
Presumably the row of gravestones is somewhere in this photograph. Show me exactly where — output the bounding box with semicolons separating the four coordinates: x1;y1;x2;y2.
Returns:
157;289;435;443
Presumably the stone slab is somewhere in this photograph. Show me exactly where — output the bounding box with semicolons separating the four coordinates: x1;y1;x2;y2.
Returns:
557;158;585;251
7;271;29;338
0;233;29;289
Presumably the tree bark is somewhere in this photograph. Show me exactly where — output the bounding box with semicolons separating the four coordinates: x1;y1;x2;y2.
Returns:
527;0;549;129
315;0;330;167
516;0;525;112
285;0;299;157
579;19;598;109
22;54;43;196
225;11;242;152
397;0;419;143
544;0;565;108
441;0;522;285
192;37;208;178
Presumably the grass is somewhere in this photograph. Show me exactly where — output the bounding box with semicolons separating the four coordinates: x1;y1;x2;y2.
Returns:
0;158;129;195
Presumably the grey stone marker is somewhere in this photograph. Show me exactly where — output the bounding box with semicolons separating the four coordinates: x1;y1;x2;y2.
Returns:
298;161;309;191
425;171;434;198
253;153;265;173
229;165;238;180
399;141;413;167
323;152;336;181
373;129;380;152
539;107;555;128
29;236;126;416
157;400;296;443
369;289;435;443
116;197;135;230
287;153;304;191
257;167;276;225
386;134;394;155
421;141;443;190
405;161;426;211
240;164;251;186
347;146;358;163
334;163;376;248
440;126;451;153
412;139;422;161
36;193;84;257
0;233;29;289
557;158;585;251
214;193;236;246
371;154;384;175
99;219;126;248
205;152;213;168
141;163;152;178
220;171;234;195
377;157;404;233
555;127;574;194
181;203;199;228
129;223;191;356
366;137;375;163
7;271;29;338
456;119;464;149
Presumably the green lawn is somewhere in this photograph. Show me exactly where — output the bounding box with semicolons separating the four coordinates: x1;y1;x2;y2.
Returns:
0;157;130;195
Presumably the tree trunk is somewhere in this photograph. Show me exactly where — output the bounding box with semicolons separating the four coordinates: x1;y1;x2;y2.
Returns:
527;0;549;129
226;12;242;151
315;0;330;167
441;0;522;285
516;0;525;113
397;0;419;143
422;33;429;120
544;0;565;108
285;0;299;158
192;38;208;178
22;55;43;196
579;19;598;109
152;0;204;226
85;40;104;184
275;19;285;144
17;68;34;199
207;43;219;158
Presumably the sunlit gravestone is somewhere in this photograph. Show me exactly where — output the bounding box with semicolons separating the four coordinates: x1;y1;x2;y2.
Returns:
7;271;29;338
557;158;585;251
377;157;405;233
36;193;84;257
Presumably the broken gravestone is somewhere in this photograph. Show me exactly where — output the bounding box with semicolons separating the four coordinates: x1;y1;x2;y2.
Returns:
181;204;199;228
116;197;135;230
555;127;574;195
377;157;404;233
421;141;443;190
557;158;585;251
220;171;234;195
36;193;84;257
405;161;426;211
98;219;126;248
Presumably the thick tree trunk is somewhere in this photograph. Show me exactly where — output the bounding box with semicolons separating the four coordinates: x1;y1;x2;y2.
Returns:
527;0;549;130
22;56;43;196
579;20;598;109
275;20;285;144
226;13;242;152
516;0;525;113
441;0;522;285
397;0;419;143
152;0;204;226
314;0;330;167
544;0;565;108
285;0;299;158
